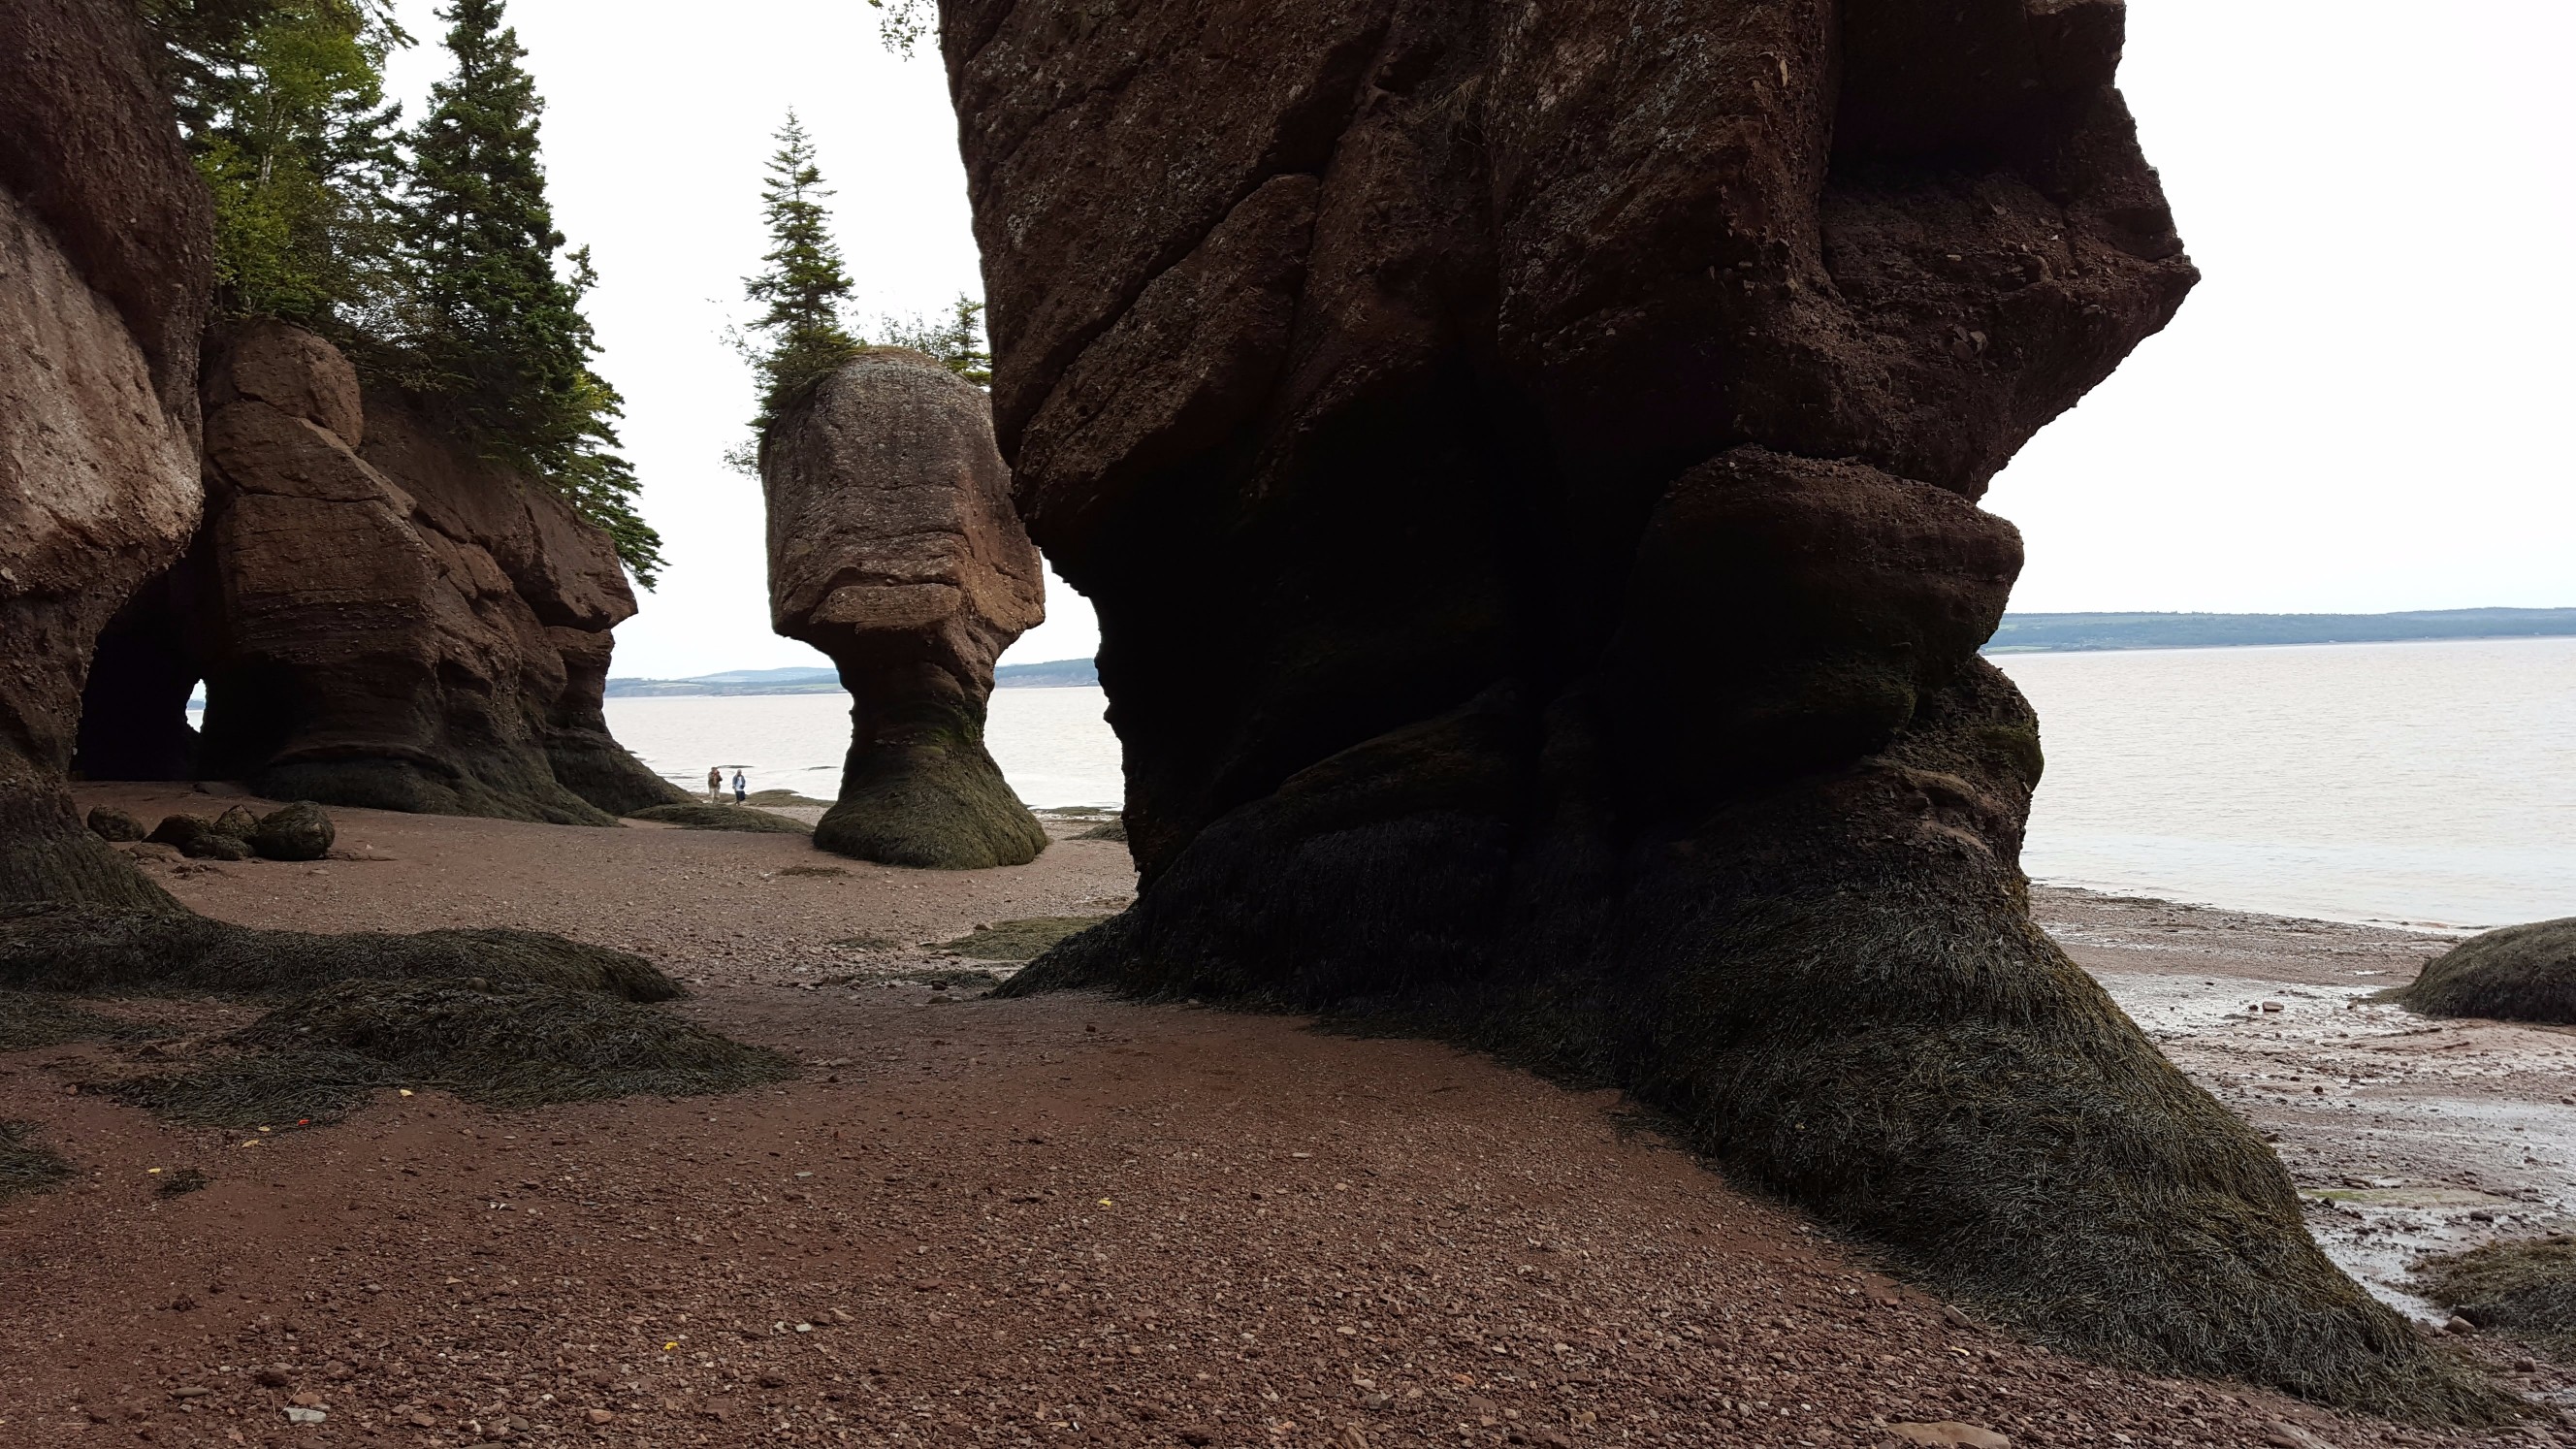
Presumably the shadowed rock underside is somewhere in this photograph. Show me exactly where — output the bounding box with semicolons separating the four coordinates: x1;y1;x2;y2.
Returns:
944;0;2504;1418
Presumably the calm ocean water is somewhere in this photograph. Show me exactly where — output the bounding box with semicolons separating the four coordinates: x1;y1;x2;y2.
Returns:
605;686;1124;813
1993;636;2574;930
603;635;2575;930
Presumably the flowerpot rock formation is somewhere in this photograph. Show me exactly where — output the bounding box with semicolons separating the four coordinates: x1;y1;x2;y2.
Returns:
941;0;2496;1418
761;350;1048;868
0;0;210;909
69;320;683;825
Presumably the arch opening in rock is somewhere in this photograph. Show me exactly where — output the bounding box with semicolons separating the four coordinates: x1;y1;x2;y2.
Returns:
71;567;202;784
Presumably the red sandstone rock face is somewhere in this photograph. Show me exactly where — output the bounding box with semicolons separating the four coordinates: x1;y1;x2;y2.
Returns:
761;350;1048;867
154;322;676;824
0;0;208;906
948;0;2490;1415
948;0;2195;875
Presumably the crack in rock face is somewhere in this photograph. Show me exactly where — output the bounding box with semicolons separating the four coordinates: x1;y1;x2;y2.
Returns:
938;0;2512;1419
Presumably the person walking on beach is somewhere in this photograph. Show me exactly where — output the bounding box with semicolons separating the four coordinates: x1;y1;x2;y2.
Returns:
732;769;748;804
707;766;724;803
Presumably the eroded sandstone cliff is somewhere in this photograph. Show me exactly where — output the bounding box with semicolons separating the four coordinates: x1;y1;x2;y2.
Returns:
945;0;2495;1416
762;350;1047;867
111;321;681;824
0;0;209;907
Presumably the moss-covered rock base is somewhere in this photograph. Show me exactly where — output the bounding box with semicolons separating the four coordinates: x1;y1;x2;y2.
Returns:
628;802;811;834
2388;918;2576;1024
815;736;1047;870
1005;673;2512;1423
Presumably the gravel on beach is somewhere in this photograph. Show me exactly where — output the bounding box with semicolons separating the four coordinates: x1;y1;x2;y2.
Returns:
0;785;2565;1446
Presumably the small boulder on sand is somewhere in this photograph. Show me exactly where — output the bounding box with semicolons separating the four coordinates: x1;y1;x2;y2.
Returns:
84;807;145;843
249;801;336;861
148;815;252;861
2388;918;2576;1025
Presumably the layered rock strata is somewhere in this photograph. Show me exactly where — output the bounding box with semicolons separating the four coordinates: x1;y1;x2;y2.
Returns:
943;0;2493;1416
0;0;210;908
761;350;1047;867
86;320;682;824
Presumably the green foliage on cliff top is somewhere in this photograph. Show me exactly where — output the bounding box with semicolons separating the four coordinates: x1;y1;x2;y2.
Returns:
399;0;660;584
145;0;409;333
881;295;992;387
142;0;663;587
732;115;993;469
737;112;862;452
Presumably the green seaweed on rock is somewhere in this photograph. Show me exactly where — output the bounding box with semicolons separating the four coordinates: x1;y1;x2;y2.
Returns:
0;903;678;1002
628;803;812;834
2387;918;2576;1025
2419;1236;2576;1361
114;979;793;1126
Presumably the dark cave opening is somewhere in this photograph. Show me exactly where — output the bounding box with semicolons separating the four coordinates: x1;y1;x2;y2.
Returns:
70;568;201;783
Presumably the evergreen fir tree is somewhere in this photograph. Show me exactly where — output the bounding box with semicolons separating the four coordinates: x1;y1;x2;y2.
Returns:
402;0;661;584
738;112;860;455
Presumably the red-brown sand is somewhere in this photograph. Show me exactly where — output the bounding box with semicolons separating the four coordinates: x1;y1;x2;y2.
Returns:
0;786;2563;1448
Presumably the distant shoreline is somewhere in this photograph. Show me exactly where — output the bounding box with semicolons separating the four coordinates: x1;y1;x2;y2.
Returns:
1982;606;2575;654
602;609;2575;697
604;657;1101;698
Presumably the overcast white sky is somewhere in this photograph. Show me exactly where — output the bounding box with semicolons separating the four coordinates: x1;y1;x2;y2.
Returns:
386;0;2573;680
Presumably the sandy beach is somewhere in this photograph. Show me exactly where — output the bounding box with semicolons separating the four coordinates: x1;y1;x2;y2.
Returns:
1;785;2566;1447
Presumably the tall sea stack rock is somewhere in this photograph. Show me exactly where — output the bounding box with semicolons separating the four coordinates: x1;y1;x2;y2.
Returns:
0;0;210;907
945;0;2489;1416
67;321;683;824
762;350;1047;868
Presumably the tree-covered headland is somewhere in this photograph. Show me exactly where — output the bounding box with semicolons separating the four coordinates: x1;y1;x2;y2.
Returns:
140;0;662;585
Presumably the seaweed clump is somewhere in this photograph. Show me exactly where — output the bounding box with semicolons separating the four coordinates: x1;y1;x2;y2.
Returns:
0;903;782;1138
0;1121;73;1203
943;916;1111;962
2387;918;2576;1024
0;989;167;1050
2420;1237;2576;1360
0;903;676;1001
628;803;811;834
115;979;792;1126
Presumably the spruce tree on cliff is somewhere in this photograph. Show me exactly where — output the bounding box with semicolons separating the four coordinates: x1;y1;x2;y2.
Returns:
738;112;860;454
402;0;661;584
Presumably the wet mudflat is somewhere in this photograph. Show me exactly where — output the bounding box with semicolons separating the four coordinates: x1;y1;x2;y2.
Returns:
2047;889;2576;1412
0;790;2566;1445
